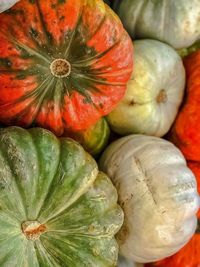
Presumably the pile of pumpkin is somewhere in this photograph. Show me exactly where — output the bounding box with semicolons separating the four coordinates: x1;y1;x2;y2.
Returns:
0;0;199;266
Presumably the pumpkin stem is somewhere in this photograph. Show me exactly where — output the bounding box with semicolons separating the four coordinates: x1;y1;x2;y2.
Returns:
157;89;167;103
50;59;71;78
21;221;47;240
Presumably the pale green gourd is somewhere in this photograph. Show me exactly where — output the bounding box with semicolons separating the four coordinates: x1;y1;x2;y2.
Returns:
0;127;123;267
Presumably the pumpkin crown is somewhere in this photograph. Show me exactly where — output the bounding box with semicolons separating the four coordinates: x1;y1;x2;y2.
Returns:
21;221;47;240
50;59;71;78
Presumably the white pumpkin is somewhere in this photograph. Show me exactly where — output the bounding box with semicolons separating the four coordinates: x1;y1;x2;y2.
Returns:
99;135;199;263
118;256;144;267
117;0;200;49
107;40;185;137
0;0;19;12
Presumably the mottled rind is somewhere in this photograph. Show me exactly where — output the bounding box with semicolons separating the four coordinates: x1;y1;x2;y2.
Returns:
0;127;123;267
0;0;133;135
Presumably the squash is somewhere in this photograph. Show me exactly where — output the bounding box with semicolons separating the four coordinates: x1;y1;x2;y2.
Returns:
67;117;110;156
107;39;185;137
0;127;124;267
117;0;200;49
187;161;200;218
99;135;199;263
0;0;19;12
145;160;200;267
170;51;200;161
118;256;144;267
146;221;200;267
0;0;133;136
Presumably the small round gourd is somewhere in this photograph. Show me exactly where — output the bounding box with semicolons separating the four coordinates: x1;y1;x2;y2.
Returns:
99;135;199;263
67;118;110;156
117;0;200;49
107;40;185;137
0;127;123;267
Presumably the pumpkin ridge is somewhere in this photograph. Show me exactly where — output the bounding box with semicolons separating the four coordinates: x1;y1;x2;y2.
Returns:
35;240;61;267
0;133;27;218
15;40;51;64
5;77;55;127
24;128;61;219
34;0;54;46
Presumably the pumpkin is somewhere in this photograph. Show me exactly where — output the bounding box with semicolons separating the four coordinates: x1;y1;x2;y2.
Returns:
0;0;133;136
170;51;200;161
117;0;200;49
0;126;124;266
187;161;200;218
99;135;199;263
67;117;110;156
0;0;19;13
146;220;200;267
118;256;144;267
107;39;185;137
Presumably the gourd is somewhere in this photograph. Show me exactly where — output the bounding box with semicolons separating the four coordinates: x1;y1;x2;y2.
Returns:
0;0;133;136
67;117;110;156
107;40;185;137
0;127;124;267
117;0;200;49
118;256;144;267
146;160;200;267
146;224;200;267
99;135;199;263
0;0;19;12
170;51;200;161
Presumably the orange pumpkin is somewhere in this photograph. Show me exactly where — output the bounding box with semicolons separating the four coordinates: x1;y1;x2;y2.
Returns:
170;51;200;161
0;0;133;136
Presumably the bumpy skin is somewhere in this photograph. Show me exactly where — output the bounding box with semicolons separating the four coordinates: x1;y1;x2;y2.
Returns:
107;40;185;137
0;127;123;267
99;135;199;263
118;0;200;49
0;0;133;135
170;51;200;161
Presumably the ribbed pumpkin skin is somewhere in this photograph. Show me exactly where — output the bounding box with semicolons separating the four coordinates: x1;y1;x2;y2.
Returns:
170;51;200;161
99;135;199;263
0;0;133;136
145;161;200;267
107;39;185;137
117;0;200;49
146;226;200;267
188;161;200;218
0;127;123;267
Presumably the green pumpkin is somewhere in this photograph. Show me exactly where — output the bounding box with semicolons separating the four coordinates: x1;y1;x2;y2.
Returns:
117;0;200;49
68;118;110;156
0;127;123;267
